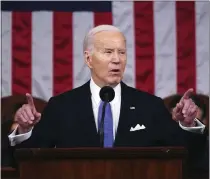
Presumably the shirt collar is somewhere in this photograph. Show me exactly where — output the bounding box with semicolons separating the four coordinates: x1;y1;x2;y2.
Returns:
90;78;121;108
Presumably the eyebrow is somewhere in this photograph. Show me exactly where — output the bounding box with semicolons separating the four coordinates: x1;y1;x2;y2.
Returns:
104;48;114;51
104;48;126;51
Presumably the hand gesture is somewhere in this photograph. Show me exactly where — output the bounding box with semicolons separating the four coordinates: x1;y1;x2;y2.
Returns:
14;93;41;133
172;89;198;127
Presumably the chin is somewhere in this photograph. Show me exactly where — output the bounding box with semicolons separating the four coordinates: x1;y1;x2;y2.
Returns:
106;76;122;86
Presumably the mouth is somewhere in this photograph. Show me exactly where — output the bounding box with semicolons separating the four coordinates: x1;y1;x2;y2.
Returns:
110;69;121;75
110;69;120;73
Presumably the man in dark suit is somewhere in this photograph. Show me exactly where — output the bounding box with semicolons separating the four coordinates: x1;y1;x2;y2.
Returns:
9;25;207;164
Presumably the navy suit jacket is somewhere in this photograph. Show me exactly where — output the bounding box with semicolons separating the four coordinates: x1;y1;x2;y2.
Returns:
14;81;208;167
14;81;206;145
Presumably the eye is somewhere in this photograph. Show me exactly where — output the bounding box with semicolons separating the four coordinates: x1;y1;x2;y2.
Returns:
105;50;112;54
119;51;126;55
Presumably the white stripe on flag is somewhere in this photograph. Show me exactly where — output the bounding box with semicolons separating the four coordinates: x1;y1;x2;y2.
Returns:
2;12;12;97
195;1;209;95
154;1;177;98
32;12;53;101
112;1;135;88
73;12;93;88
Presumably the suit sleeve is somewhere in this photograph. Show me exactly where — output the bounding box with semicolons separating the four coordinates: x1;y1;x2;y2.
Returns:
12;97;58;148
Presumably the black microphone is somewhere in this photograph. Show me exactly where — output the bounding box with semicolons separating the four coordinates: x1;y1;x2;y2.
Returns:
98;86;115;147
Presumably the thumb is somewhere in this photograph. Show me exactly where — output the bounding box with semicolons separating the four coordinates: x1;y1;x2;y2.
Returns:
35;112;41;119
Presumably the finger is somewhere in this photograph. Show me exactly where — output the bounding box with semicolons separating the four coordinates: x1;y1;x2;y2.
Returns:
19;118;32;127
17;120;26;127
28;120;33;125
18;113;28;125
173;102;183;115
21;110;31;123
15;110;33;128
188;106;197;117
173;106;180;116
180;88;194;102
35;112;41;119
24;106;35;120
172;107;183;122
34;117;41;125
177;102;184;113
184;105;193;117
182;100;191;115
26;93;36;110
21;110;34;125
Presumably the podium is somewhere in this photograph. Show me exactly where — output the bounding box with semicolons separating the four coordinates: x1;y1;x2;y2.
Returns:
15;147;187;179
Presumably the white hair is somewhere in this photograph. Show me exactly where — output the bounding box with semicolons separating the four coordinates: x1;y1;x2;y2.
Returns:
83;24;122;53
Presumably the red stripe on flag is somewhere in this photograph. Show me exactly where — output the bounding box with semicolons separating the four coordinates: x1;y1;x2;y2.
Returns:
53;12;73;96
12;12;32;95
94;12;112;26
134;2;155;94
176;2;196;94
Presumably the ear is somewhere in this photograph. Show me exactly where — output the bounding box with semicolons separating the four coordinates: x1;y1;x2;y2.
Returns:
84;50;93;69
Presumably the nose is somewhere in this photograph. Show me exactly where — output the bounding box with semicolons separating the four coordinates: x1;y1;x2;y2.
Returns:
112;51;120;64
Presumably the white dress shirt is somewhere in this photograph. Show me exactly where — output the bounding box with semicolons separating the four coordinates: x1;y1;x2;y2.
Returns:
90;78;121;140
8;78;205;146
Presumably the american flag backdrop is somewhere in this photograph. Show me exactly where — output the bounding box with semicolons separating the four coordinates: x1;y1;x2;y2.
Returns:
1;1;209;102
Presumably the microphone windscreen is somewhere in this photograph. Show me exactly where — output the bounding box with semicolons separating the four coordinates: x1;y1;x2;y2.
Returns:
99;86;115;102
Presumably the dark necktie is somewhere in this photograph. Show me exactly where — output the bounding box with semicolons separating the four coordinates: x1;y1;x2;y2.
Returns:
98;101;113;147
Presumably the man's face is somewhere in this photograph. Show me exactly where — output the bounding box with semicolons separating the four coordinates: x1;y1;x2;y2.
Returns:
85;31;127;87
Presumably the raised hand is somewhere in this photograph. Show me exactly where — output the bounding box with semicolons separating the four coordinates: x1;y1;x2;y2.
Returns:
172;89;198;127
14;93;41;133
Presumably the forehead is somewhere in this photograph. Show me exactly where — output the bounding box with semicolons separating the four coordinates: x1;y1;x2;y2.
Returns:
93;31;126;48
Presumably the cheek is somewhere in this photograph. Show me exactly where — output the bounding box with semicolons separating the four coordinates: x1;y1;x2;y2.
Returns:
121;59;127;70
93;58;109;74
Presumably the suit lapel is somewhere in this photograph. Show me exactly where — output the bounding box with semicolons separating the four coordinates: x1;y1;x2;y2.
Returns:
114;82;135;146
78;81;100;145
